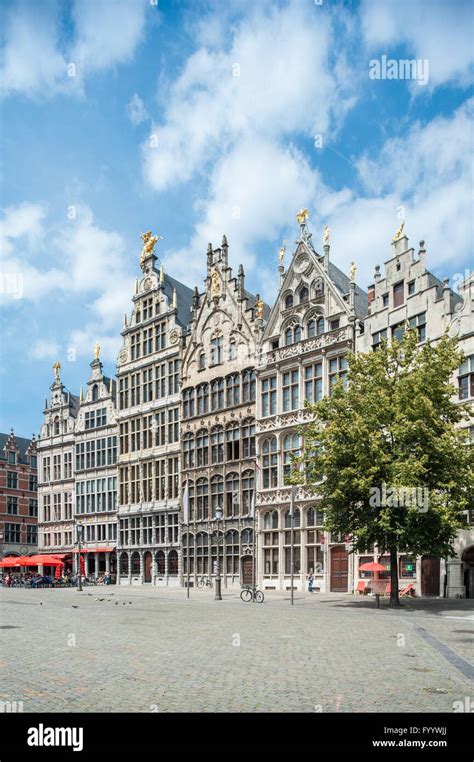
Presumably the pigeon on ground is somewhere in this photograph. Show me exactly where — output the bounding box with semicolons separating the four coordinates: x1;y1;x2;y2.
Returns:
72;605;78;609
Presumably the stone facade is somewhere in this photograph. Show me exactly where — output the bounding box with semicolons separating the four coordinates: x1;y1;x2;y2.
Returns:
0;430;38;560
74;352;118;580
37;369;79;559
357;233;474;597
180;237;265;588
115;242;192;585
255;218;367;593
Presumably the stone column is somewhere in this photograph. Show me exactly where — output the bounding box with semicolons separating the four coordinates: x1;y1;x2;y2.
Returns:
105;553;110;574
84;553;90;577
128;551;132;586
95;552;100;577
139;550;145;584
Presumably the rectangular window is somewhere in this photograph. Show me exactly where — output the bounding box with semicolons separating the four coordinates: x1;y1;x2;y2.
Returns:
393;281;404;308
372;328;388;351
459;356;474;400
29;474;37;491
210;336;223;365
261;376;277;417
408;280;415;295
5;523;21;543
7;471;17;489
155;322;166;351
391;322;405;343
130;332;140;361
304;363;323;403
142;367;154;403
29;499;38;517
167;457;179;499
119;375;129;410
328;356;348;394
168;359;180;395
42;456;50;482
7;496;18;514
168;407;179;444
282;369;299;411
155;363;166;399
408;312;426;342
26;525;37;545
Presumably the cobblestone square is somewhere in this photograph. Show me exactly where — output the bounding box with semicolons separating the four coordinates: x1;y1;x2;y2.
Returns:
1;587;472;713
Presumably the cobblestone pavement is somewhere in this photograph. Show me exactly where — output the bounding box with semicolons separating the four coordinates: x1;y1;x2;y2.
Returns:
1;586;472;713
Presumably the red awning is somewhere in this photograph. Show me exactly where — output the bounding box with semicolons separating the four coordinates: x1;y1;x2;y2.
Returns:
71;547;115;553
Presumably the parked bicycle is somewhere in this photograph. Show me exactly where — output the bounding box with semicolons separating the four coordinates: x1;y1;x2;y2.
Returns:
240;586;264;603
196;575;213;589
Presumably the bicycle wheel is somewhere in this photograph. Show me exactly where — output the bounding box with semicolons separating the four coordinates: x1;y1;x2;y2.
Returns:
240;588;252;602
255;590;264;603
197;578;203;588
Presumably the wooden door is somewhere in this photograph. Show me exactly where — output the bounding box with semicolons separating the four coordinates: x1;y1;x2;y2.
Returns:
330;546;348;592
144;552;152;583
421;556;440;596
241;556;254;585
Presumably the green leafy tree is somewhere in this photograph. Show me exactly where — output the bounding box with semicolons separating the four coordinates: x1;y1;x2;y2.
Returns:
291;330;473;606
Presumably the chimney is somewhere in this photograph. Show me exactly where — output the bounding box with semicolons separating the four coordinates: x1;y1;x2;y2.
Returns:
367;284;375;314
374;265;381;283
418;240;426;270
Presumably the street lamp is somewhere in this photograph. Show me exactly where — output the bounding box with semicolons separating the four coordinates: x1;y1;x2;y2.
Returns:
76;524;84;592
214;506;223;601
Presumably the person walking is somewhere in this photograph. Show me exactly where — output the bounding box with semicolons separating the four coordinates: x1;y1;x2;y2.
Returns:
307;570;314;593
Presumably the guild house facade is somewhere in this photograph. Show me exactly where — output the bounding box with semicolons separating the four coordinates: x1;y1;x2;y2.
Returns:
37;365;79;560
255;211;367;593
180;236;268;588
358;227;474;598
74;347;118;580
116;232;193;585
0;430;38;561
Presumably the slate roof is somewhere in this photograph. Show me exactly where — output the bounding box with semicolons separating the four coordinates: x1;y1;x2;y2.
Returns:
162;272;194;328
0;433;34;464
328;261;368;320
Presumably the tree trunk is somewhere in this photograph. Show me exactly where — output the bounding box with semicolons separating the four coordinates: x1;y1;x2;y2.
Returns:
389;547;400;606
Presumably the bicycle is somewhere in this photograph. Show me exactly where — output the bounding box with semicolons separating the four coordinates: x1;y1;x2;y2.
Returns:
240;586;264;603
196;575;213;589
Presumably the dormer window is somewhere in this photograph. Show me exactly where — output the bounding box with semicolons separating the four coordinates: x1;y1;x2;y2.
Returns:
284;294;293;309
54;417;60;436
92;384;99;402
8;450;16;465
299;286;309;303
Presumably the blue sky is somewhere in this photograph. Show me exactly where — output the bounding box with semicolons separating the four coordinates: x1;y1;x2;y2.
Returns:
1;0;473;437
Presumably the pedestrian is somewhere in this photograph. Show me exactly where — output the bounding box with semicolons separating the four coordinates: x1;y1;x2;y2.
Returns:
307;570;314;593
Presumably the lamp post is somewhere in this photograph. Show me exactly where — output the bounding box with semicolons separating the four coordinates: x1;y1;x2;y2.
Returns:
76;523;83;592
214;506;223;601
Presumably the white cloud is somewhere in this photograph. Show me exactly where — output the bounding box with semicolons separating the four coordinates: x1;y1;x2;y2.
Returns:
31;339;60;360
360;0;474;90
0;2;70;98
0;0;149;99
143;1;350;193
70;0;148;75
0;202;46;255
127;93;149;126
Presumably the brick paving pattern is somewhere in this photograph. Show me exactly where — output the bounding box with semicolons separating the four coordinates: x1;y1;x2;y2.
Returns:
1;587;472;713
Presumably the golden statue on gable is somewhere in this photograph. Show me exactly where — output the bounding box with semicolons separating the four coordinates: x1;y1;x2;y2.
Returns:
323;226;330;245
392;221;405;243
296;208;309;225
256;299;264;319
52;361;61;381
140;230;163;268
211;270;220;296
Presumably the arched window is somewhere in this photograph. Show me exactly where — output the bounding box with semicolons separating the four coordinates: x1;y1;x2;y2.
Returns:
210;426;224;464
183;388;195;419
225;472;240;517
211;379;224;411
284;294;293;309
294;325;302;343
225;529;239;574
241;527;254;545
196;532;208;574
119;552;129;575
185;480;195;521
199;352;206;370
264;511;271;530
196;479;209;520
196;429;209;467
307;507;316;527
285;508;301;528
168;549;178;576
283;433;301;480
211;475;224;515
131;551;140;576
92;384;99;402
156;550;165;575
272;510;279;529
241;469;254;514
183;433;195;469
262;437;278;488
299;286;309;303
197;383;209;415
308;319;316;338
226;424;240;461
317;317;325;336
226;374;240;407
285;327;293;346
